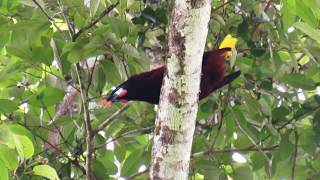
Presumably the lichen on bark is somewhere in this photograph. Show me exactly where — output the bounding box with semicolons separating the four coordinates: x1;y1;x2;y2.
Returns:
150;0;211;179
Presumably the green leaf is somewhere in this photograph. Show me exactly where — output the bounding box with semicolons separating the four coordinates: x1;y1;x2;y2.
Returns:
0;159;9;180
295;1;317;28
135;32;145;48
33;165;60;180
280;73;315;90
0;99;18;113
106;17;129;38
272;106;290;123
90;0;102;17
281;0;296;30
93;160;109;177
100;60;121;85
0;144;19;171
121;148;146;177
97;151;118;174
242;92;260;114
294;22;320;42
18;135;34;160
225;14;243;29
29;87;65;107
259;97;272;116
233;166;253;180
250;152;267;171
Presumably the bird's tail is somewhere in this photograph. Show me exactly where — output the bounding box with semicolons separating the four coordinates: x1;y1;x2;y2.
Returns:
215;71;241;90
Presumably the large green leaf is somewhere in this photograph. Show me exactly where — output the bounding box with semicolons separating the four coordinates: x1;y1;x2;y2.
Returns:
121;148;146;177
33;165;60;180
0;159;9;180
0;99;18;113
29;87;65;107
0;145;18;171
294;22;320;42
17;135;34;160
281;0;296;30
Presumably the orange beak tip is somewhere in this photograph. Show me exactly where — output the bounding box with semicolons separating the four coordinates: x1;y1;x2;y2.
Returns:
99;99;112;107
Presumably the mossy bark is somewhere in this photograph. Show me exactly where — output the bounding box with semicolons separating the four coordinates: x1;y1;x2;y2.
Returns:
150;0;211;179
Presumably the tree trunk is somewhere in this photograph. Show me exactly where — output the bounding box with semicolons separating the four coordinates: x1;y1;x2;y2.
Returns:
150;0;211;179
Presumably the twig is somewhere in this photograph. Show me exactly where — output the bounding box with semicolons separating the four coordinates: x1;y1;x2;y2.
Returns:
56;0;75;38
192;144;279;158
24;125;86;175
40;101;74;151
72;1;120;40
94;126;153;150
31;0;53;21
264;0;273;12
212;1;231;12
128;167;150;179
291;130;299;180
75;63;94;180
92;103;130;135
86;57;98;96
31;0;68;41
210;87;232;148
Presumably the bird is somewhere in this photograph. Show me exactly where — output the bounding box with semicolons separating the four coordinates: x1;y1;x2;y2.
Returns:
100;47;241;106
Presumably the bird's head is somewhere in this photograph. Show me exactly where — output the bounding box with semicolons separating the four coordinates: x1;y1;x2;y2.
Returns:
99;86;128;107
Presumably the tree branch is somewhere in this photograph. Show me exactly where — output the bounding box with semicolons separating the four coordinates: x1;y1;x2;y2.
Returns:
72;1;120;40
31;0;68;41
86;57;98;96
192;144;279;158
291;130;299;180
75;63;94;180
31;0;53;21
56;0;75;38
92;103;130;135
128;167;150;179
24;125;86;175
212;1;231;12
94;126;153;150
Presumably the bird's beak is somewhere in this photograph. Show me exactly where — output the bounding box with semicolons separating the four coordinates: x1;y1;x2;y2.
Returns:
99;98;113;107
99;88;128;107
99;94;119;107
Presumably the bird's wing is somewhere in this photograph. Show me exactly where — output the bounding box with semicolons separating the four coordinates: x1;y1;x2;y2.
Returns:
214;71;241;90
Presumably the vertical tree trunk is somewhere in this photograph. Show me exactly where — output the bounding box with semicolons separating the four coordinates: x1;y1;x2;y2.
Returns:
150;0;211;179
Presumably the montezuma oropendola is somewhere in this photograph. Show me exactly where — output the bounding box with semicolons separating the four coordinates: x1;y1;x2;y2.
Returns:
100;47;240;106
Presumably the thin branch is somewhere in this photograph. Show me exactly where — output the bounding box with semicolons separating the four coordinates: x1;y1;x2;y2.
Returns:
210;87;232;148
212;1;231;12
94;126;153;150
31;0;54;21
72;1;120;40
31;0;68;41
128;167;150;179
24;125;86;175
264;0;274;12
291;130;299;180
56;0;75;38
92;103;130;135
40;101;74;151
192;144;279;158
75;63;94;180
231;108;272;161
86;57;98;96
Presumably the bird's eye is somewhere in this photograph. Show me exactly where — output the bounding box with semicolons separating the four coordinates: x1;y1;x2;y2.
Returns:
115;88;127;97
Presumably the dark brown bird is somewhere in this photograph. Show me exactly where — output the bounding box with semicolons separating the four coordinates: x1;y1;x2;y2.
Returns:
100;48;240;106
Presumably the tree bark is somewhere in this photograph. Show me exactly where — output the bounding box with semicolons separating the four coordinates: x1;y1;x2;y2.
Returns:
150;0;211;179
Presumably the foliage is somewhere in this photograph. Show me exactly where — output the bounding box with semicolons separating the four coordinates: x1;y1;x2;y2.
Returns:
0;0;319;179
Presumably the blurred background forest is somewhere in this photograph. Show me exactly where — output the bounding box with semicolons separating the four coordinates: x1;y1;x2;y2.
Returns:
0;0;320;179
